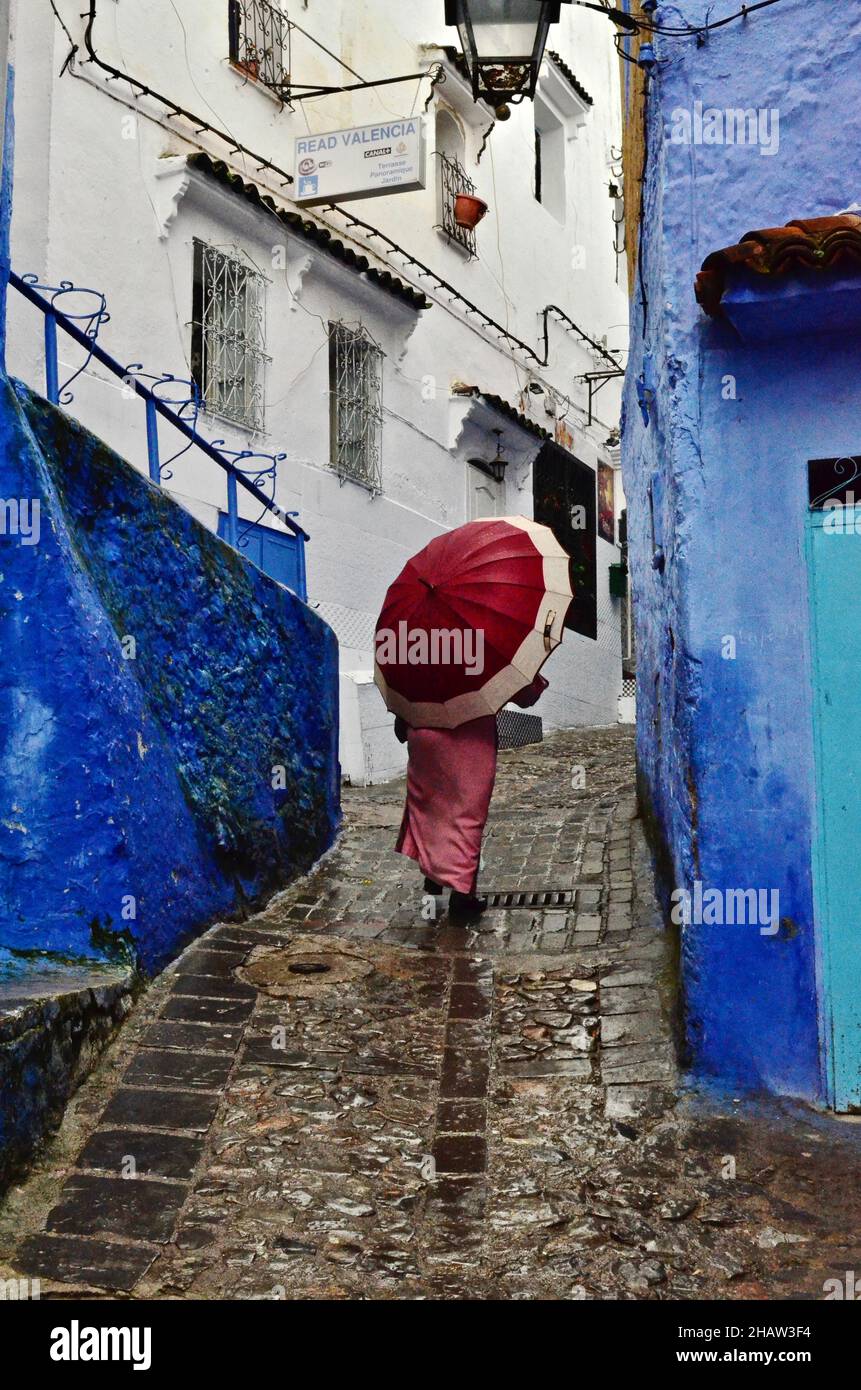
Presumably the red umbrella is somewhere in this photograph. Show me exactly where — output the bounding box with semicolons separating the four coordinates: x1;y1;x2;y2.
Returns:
374;516;572;729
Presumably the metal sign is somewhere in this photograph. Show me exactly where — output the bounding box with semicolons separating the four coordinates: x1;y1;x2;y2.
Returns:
293;117;426;206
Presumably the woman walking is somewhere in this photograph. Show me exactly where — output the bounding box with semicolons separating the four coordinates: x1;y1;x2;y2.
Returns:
374;515;572;924
394;674;548;919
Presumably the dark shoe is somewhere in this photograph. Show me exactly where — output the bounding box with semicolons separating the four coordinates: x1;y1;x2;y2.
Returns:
424;876;444;895
448;891;486;921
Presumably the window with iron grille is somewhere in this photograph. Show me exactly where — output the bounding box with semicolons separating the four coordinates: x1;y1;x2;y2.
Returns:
228;0;290;97
621;582;636;667
328;322;384;492
437;151;477;258
191;241;269;432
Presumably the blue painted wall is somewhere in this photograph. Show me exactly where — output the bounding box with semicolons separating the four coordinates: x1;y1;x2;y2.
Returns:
0;66;13;368
621;0;861;1100
0;383;339;973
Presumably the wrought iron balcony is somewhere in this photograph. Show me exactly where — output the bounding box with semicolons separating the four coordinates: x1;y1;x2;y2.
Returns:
228;0;290;98
436;151;478;258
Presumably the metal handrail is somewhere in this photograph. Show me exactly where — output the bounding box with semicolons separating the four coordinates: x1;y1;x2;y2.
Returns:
9;271;309;569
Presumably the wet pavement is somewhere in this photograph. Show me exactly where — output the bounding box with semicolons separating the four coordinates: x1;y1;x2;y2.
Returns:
2;726;861;1300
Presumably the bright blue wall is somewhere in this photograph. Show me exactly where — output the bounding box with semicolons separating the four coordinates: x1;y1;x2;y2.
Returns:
0;66;13;367
621;0;861;1100
0;383;339;973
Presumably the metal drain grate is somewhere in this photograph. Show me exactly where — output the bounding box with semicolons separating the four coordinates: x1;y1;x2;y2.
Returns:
497;709;543;750
483;889;575;909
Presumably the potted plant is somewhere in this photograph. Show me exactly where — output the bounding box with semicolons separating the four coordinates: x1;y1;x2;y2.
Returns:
454;193;488;230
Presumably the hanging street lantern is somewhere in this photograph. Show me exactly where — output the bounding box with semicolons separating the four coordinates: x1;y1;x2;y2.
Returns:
444;1;563;116
469;429;511;484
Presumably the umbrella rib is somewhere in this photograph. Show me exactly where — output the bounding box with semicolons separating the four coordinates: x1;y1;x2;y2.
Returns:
429;527;529;570
438;594;557;626
411;587;483;635
445;547;547;574
453;575;569;592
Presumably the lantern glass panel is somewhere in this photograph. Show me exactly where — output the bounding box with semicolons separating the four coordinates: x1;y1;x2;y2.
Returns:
460;0;545;61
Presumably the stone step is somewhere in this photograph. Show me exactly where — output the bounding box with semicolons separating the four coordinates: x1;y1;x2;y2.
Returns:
0;950;135;1196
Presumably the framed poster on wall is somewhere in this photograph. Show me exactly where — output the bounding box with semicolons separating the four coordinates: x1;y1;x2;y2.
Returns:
598;462;615;544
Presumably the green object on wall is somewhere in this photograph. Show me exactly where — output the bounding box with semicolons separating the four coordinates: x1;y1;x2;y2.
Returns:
609;561;627;598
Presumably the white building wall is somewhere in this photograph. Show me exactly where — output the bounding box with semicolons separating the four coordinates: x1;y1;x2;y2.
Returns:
8;0;630;782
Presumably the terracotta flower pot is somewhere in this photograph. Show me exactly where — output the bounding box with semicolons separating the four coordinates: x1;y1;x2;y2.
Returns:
453;193;488;230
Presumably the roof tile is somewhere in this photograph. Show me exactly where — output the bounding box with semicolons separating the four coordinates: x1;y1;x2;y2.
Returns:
547;52;594;107
188;153;430;311
695;213;861;317
453;384;551;441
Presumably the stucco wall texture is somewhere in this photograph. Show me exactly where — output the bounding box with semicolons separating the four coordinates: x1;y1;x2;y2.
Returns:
0;381;340;974
621;0;861;1101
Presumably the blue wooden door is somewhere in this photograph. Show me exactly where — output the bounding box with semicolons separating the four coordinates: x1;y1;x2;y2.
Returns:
217;514;307;600
808;505;861;1110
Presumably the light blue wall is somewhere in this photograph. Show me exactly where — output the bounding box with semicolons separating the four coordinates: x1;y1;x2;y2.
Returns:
621;0;861;1099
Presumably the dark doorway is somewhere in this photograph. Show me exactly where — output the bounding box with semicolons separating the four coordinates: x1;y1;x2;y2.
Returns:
532;440;597;640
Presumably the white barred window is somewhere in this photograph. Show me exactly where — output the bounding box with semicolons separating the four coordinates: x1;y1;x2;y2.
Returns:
191;241;269;432
328;322;384;493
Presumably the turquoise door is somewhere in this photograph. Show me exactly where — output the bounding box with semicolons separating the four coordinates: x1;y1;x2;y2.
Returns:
808;505;861;1110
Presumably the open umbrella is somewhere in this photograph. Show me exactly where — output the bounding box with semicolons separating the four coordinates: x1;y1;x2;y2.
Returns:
374;515;572;728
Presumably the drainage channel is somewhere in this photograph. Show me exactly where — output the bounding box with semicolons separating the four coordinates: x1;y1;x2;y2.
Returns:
482;889;575;910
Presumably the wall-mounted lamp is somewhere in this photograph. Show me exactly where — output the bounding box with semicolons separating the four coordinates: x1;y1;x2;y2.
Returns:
444;2;640;117
469;427;511;483
444;0;562;115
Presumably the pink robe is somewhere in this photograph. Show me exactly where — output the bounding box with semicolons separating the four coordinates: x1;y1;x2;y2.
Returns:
395;675;547;895
396;715;497;894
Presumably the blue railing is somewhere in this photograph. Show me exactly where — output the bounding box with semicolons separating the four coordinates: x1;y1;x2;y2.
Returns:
8;271;308;600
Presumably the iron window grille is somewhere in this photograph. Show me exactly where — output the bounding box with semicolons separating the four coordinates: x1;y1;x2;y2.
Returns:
228;0;290;97
329;322;384;493
191;240;270;432
621;582;636;666
436;151;478;258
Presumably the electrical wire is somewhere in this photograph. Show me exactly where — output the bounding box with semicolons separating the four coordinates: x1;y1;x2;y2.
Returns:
628;0;787;36
602;0;786;46
80;0;296;188
615;30;642;66
288;18;365;82
56;1;624;421
166;0;250;181
49;0;78;74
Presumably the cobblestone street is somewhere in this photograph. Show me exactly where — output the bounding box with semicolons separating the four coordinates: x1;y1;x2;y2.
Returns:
2;727;860;1301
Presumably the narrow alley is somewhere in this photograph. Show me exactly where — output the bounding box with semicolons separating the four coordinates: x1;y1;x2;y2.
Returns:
2;728;859;1302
